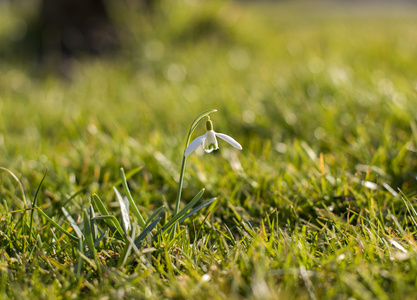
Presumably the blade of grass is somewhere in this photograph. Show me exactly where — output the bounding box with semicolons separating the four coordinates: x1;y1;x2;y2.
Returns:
117;226;136;267
145;205;165;226
35;206;78;242
75;248;97;271
76;238;83;279
29;170;47;243
91;215;125;238
113;167;143;187
94;229;107;248
61;181;92;208
61;207;83;239
89;204;98;241
92;194;122;231
0;167;28;207
83;209;97;259
120;168;146;228
177;197;217;225
113;186;131;234
161;188;205;233
134;217;161;247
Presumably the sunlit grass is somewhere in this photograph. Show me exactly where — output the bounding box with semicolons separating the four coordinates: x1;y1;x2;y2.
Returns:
1;0;417;298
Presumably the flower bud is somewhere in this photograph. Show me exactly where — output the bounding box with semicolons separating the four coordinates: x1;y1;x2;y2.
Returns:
206;119;213;131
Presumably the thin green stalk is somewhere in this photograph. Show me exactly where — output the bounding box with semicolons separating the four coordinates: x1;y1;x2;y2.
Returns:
174;155;187;216
29;170;48;244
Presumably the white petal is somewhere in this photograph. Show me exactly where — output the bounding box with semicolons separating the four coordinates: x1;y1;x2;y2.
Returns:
184;133;207;157
203;130;219;153
215;132;242;150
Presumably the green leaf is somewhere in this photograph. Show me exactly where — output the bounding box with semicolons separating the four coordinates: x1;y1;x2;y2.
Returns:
89;204;98;241
94;228;107;248
120;168;146;228
30;170;47;242
76;248;97;271
160;188;205;232
83;209;97;259
113;186;131;234
178;197;217;225
0;167;28;207
118;226;136;267
113;166;143;187
91;215;125;238
145;205;165;226
134;217;161;247
35;206;78;242
76;238;83;278
61;207;83;239
92;194;121;231
61;181;92;208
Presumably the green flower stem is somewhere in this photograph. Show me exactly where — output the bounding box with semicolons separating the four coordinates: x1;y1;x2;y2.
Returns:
174;155;187;216
172;109;217;236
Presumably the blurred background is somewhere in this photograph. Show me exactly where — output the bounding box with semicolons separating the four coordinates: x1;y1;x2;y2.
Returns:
1;0;417;196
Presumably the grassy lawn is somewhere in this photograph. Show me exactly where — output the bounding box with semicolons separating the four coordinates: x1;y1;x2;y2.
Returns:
1;1;417;299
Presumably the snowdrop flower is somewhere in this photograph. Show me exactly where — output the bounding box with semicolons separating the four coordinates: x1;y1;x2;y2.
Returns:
184;118;242;157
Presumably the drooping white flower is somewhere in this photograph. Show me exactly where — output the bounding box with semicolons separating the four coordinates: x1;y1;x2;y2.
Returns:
184;118;242;157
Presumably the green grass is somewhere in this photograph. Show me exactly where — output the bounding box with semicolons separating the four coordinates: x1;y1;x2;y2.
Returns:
1;0;417;299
